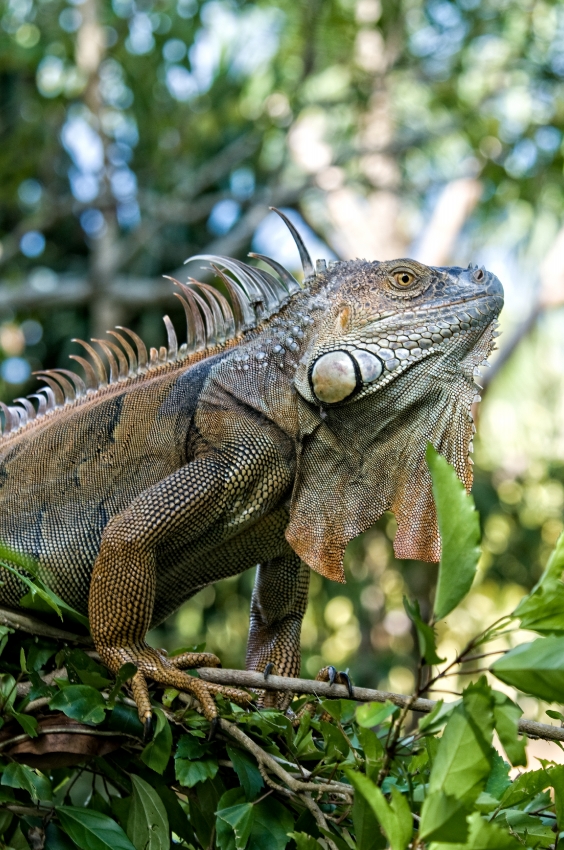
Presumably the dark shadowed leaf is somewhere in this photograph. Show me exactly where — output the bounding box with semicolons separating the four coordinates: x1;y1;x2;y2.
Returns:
107;663;138;708
126;775;169;850
175;758;219;788
513;531;564;634
217;802;254;850
226;745;264;800
140;707;172;774
2;763;51;801
426;444;481;620
288;834;323;850
491;635;564;702
57;807;136;850
49;685;106;725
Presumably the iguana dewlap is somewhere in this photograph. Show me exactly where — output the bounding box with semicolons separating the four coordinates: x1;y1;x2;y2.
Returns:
0;210;503;730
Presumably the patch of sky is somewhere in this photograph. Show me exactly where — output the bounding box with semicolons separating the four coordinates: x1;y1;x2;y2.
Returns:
117;201;141;229
102;112;139;147
177;0;197;19
36;56;65;98
112;0;135;19
504;138;537;179
108;142;133;167
59;7;81;32
230;167;255;201
207;199;241;236
427;1;463;28
165;2;282;102
62;116;104;203
166;65;198;101
1;357;30;385
21;320;42;346
20;231;45;258
80;209;106;238
535;125;561;153
18;179;42;207
126;12;155;55
99;59;134;109
252;208;336;274
110;167;137;202
163;38;186;63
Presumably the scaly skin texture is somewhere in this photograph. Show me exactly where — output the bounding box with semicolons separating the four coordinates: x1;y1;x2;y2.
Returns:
0;230;503;728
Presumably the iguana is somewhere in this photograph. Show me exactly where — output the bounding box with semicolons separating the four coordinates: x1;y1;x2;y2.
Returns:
0;209;503;734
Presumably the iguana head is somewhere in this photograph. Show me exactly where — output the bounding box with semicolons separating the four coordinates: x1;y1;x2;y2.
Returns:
286;253;503;580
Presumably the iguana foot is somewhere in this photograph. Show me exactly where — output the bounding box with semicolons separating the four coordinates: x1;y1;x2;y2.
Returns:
316;665;354;697
103;645;253;731
293;666;354;725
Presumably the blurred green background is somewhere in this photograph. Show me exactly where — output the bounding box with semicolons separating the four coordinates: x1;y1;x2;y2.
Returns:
2;0;564;714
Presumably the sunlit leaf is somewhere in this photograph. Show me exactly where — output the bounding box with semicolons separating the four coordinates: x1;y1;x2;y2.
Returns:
491;635;564;702
431;811;521;849
346;772;412;850
492;692;526;767
426;443;481;620
419;791;470;842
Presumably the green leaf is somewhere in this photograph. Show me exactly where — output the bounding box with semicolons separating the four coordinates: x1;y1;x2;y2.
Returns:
49;685;106;725
404;597;444;664
549;764;564;830
176;734;206;760
356;726;384;779
0;673;18;712
126;775;169;850
217;803;254;850
2;763;51;802
485;752;511;800
491;635;564;702
356;700;398;728
346;772;411;850
226;745;264;800
287;834;323;850
501;809;555;845
12;710;38;738
107;663;138;708
431;811;522;850
247;797;293;850
352;789;386;849
426;443;481;620
64;649;112;689
418;791;470;842
57;807;136;850
497;768;550;809
492;692;526;767
140;707;172;774
175;758;219;788
428;680;494;803
216;788;244;850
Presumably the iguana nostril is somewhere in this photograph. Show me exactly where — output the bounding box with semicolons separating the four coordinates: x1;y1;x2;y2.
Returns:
351;350;383;383
311;351;357;403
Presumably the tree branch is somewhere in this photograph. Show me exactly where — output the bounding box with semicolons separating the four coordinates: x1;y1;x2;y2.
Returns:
197;667;564;743
0;606;91;645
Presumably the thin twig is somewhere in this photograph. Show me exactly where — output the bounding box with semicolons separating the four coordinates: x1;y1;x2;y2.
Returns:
0;606;91;645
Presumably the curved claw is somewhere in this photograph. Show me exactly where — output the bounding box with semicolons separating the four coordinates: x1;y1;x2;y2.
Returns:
327;665;338;687
208;716;219;741
143;715;154;743
263;662;275;681
340;671;354;698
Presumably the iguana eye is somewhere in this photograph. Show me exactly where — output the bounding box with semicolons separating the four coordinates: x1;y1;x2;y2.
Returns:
393;270;415;288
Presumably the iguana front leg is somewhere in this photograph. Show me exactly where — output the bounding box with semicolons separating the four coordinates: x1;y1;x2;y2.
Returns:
246;552;309;709
89;438;293;733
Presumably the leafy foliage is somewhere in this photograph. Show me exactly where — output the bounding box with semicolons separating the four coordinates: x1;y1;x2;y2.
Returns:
2;453;564;848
